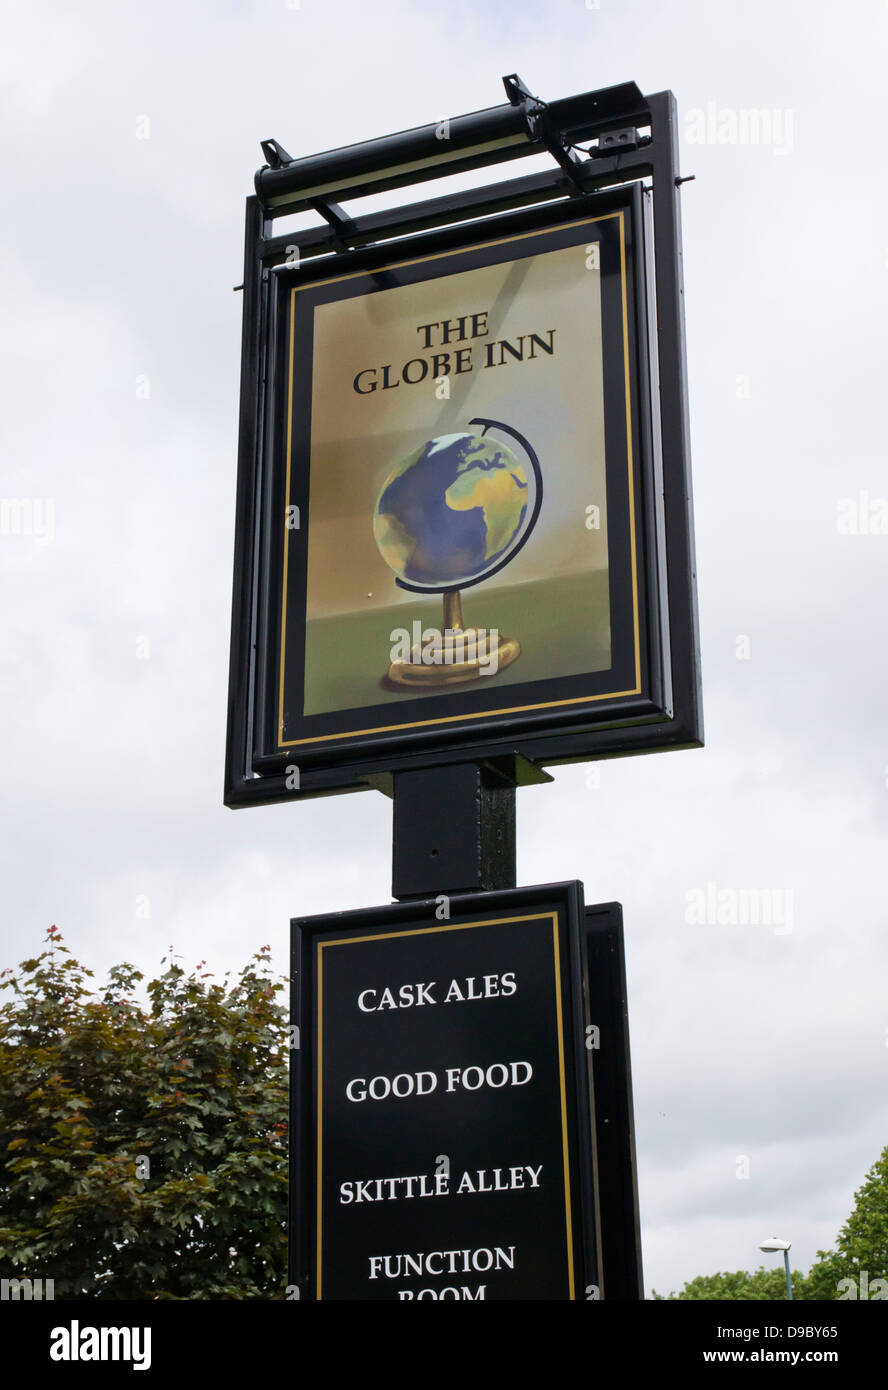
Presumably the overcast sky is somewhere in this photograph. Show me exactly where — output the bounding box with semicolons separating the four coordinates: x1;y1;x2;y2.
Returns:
2;0;886;1299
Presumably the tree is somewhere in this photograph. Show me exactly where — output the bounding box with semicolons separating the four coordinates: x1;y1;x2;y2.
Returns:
804;1147;888;1300
0;926;288;1299
652;1266;804;1300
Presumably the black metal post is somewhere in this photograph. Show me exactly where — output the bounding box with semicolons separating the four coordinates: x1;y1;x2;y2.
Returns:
391;761;517;900
585;903;644;1299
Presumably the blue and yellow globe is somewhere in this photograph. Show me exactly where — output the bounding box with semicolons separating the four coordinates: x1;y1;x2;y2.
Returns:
373;432;530;590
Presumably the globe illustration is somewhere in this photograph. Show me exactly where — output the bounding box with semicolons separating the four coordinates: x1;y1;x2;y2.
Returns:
373;430;532;591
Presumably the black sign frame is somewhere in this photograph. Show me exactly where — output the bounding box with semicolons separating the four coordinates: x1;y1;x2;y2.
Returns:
226;82;702;807
267;187;662;763
584;901;644;1300
289;881;600;1301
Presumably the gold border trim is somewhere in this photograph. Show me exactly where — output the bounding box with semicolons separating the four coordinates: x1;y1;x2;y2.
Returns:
314;910;576;1301
279;210;640;748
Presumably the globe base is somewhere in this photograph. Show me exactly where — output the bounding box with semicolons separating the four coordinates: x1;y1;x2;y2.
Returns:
386;627;521;688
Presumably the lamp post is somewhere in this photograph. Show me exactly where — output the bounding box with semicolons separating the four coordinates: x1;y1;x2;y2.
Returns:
760;1237;793;1300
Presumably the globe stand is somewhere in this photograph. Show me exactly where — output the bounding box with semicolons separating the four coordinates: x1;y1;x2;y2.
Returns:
386;590;521;688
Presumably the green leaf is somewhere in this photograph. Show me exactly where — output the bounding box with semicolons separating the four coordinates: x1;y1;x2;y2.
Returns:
0;928;288;1299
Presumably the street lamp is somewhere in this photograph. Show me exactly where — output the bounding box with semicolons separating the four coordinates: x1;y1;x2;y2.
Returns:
759;1238;793;1300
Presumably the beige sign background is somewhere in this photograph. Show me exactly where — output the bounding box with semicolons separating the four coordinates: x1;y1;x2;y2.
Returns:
291;218;618;716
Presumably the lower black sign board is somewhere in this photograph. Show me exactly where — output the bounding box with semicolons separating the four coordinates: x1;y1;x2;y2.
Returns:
290;881;600;1300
